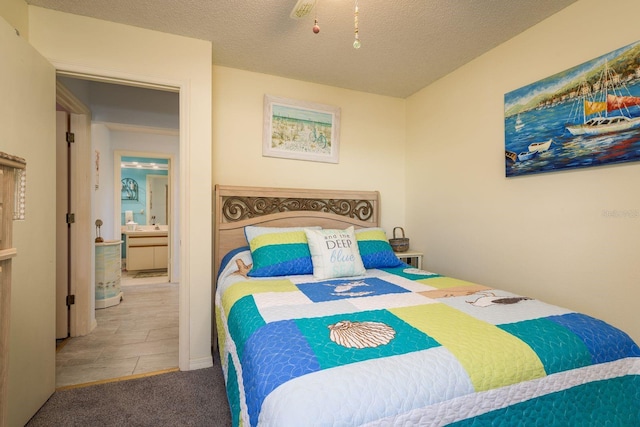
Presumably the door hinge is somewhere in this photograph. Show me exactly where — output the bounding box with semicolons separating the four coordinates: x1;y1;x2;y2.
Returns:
66;294;75;306
66;132;75;144
66;213;75;224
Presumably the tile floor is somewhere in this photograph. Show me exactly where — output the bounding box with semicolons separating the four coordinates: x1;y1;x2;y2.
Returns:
55;271;179;388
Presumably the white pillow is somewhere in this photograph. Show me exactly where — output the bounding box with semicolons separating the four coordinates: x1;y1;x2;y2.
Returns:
304;226;366;279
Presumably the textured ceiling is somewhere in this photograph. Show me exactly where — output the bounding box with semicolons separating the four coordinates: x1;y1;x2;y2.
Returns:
27;0;578;98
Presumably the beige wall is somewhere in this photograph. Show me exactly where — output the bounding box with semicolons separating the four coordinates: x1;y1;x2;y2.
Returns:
406;0;640;343
0;0;28;40
212;66;406;232
28;6;214;370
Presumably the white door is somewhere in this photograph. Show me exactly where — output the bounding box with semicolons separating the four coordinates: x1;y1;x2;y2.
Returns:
0;19;57;427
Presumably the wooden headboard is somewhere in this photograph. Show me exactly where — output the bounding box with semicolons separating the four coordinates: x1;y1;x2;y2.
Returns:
213;185;380;279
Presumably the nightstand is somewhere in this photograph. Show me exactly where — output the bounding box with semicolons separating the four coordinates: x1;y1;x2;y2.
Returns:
397;250;423;269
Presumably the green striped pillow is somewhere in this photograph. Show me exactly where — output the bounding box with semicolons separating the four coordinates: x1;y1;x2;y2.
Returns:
244;226;320;277
355;227;404;269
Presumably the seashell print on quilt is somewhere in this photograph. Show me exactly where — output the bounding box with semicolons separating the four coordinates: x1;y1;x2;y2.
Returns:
328;320;396;349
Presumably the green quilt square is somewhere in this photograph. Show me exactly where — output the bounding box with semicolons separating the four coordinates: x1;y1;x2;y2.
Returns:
294;309;440;370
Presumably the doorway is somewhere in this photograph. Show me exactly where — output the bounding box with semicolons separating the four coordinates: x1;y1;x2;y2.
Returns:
55;76;181;387
117;153;175;281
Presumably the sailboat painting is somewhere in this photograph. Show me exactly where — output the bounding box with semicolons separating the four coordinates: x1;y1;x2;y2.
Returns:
504;40;640;177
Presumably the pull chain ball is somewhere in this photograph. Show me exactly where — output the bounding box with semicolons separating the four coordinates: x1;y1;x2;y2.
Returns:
312;18;320;34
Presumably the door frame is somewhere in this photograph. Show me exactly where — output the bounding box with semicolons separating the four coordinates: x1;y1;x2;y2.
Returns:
54;65;192;371
56;82;95;337
54;109;69;339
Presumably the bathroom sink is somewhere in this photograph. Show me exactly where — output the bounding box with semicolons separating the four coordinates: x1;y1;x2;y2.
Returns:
136;225;168;232
121;225;168;235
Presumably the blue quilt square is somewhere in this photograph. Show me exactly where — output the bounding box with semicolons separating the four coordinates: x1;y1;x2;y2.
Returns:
548;313;640;364
296;277;410;302
242;320;320;427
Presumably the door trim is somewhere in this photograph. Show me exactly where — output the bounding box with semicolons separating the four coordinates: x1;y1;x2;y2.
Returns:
52;62;193;371
57;81;91;115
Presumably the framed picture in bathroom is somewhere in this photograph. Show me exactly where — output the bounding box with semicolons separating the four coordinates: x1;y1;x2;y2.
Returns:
121;177;139;200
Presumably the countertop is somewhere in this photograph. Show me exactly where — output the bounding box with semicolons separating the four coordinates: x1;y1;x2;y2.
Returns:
121;226;168;237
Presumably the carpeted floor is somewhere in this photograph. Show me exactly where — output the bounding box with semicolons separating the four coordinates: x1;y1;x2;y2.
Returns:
26;361;231;426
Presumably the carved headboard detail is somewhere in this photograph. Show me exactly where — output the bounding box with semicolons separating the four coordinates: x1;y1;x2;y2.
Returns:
220;195;375;223
214;185;380;279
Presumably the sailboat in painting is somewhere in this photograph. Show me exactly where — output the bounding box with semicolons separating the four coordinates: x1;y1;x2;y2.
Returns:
566;61;640;136
515;114;524;131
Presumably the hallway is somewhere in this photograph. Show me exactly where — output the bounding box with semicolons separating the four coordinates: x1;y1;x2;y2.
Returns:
55;274;178;388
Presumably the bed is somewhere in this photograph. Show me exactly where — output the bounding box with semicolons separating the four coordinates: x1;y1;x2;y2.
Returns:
214;185;640;426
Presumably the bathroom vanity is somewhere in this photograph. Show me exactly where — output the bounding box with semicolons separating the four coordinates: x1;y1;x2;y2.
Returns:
123;228;168;271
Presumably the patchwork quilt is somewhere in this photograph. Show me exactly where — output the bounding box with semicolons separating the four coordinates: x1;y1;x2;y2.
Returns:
215;249;640;426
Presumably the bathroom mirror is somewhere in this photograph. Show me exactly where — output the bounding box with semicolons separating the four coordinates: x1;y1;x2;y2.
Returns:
120;156;169;225
147;174;168;225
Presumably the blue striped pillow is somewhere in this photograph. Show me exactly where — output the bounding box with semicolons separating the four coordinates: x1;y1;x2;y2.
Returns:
355;227;404;269
245;226;320;277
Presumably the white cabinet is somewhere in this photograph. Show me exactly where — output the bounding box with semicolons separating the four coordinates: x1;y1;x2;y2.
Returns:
95;240;123;309
154;245;168;269
128;246;154;271
125;232;168;271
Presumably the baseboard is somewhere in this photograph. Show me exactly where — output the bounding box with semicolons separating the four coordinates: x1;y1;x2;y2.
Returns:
95;291;123;309
189;355;213;371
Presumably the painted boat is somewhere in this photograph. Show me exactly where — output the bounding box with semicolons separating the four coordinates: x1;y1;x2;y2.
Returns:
517;151;537;161
566;61;640;136
567;114;640;136
505;150;517;162
528;139;552;153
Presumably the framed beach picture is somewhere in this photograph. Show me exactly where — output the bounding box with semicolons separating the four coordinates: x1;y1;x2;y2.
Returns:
505;40;640;177
263;95;340;163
